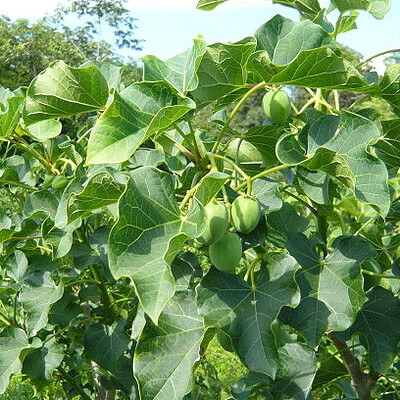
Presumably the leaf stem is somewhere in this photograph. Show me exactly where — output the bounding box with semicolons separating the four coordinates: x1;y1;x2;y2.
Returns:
298;97;316;114
281;189;318;216
211;81;267;153
361;269;400;280
357;48;400;68
206;152;252;194
161;135;196;163
235;164;289;192
179;180;203;211
209;155;231;208
90;265;118;322
11;137;53;174
43;317;100;344
188;120;202;165
0;179;37;191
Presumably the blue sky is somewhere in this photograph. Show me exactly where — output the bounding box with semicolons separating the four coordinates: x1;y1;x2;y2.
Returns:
1;0;399;71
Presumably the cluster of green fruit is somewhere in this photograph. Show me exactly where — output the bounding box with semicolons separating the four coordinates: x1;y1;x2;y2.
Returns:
42;174;69;191
198;196;261;273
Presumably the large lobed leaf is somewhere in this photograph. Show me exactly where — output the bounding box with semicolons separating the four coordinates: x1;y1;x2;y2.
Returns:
277;111;391;216
86;81;195;164
198;254;300;378
338;286;400;373
280;234;376;346
24;61;109;124
134;291;204;400
109;166;205;323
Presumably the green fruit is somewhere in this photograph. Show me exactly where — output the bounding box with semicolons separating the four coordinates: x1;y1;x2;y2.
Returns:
231;196;261;234
224;138;264;175
51;175;69;190
209;232;242;273
262;89;291;124
199;201;229;245
42;175;55;189
225;138;263;164
217;330;234;352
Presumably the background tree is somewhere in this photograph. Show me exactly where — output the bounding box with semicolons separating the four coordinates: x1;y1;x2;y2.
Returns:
0;0;142;90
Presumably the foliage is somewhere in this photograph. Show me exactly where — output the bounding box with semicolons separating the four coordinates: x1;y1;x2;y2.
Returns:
2;1;400;400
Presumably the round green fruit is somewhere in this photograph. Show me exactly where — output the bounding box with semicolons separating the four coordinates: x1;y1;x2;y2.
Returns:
209;232;242;273
225;138;263;164
42;175;55;189
262;89;291;125
224;138;264;175
51;175;69;190
231;196;261;234
199;201;229;245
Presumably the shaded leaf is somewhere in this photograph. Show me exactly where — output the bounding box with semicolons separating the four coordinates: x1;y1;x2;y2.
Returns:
198;254;300;378
134;291;204;400
338;286;400;373
280;234;375;346
84;320;130;371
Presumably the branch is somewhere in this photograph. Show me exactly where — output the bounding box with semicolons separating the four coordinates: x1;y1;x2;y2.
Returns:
327;332;375;400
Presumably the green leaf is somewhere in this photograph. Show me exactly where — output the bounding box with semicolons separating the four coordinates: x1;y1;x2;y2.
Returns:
196;0;226;10
6;250;28;282
19;272;64;336
272;0;321;16
0;92;24;138
243;125;282;168
278;111;391;216
374;120;400;170
252;178;283;213
81;60;123;89
336;11;360;34
338;286;400;373
109;166;204;323
269;343;317;400
24;190;59;220
297;168;330;204
142;36;207;95
22;338;64;381
249;16;376;92
84;320;130;371
381;65;400;116
255;15;335;66
86;82;195;164
130;149;166;168
24;61;109;124
198;254;300;378
67;172;124;223
280;235;375;346
267;203;309;246
48;292;82;328
194;171;230;205
192;37;257;104
26;119;62;141
42;218;81;259
307;111;390;215
134;291;204;400
0;328;29;394
332;0;391;19
171;252;203;291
